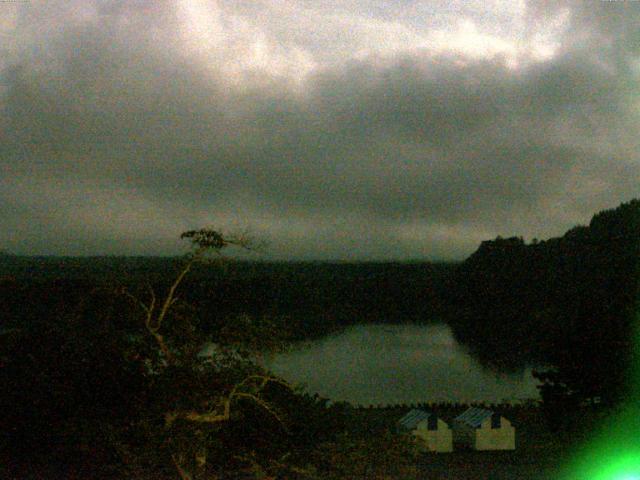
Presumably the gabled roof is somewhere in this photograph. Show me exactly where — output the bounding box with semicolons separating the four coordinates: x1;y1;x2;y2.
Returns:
397;409;433;430
454;407;494;428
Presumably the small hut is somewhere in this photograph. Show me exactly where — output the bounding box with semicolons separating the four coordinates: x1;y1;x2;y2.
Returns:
452;407;515;451
397;409;452;453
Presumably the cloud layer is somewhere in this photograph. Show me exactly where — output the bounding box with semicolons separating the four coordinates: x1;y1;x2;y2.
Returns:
1;0;639;259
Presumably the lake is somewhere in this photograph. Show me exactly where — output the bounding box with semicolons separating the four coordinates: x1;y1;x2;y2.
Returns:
264;323;540;405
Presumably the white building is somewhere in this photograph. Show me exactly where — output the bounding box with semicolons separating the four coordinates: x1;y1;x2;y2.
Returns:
397;409;453;453
452;407;515;451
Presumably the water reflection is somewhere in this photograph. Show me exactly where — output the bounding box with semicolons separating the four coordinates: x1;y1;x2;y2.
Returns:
265;323;540;405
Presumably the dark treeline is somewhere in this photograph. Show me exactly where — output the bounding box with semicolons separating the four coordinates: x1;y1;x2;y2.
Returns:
2;199;639;397
0;258;454;340
189;262;452;338
446;198;640;412
2;199;639;396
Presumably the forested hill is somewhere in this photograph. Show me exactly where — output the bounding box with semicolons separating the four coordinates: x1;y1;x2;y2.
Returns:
447;198;640;405
0;257;454;340
2;199;639;386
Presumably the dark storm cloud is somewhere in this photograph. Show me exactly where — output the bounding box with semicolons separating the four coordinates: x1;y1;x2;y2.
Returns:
1;1;639;258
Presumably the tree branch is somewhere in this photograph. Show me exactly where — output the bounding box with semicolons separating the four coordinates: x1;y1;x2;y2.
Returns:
165;375;289;427
234;392;285;425
120;287;150;317
119;285;175;363
155;256;195;332
171;454;193;480
145;287;157;333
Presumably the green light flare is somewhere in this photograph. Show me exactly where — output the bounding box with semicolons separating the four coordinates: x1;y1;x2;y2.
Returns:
559;316;640;479
558;408;640;479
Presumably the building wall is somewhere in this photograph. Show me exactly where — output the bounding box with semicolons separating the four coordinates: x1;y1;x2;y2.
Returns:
414;418;453;453
475;417;515;451
452;422;475;450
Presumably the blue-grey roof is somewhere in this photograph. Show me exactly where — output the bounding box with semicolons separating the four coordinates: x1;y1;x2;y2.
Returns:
397;409;433;430
454;407;494;428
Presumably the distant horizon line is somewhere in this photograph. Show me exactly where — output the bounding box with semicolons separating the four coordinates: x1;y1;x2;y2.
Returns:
0;253;460;264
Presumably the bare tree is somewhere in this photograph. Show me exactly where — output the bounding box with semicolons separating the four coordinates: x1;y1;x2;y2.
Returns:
120;229;287;479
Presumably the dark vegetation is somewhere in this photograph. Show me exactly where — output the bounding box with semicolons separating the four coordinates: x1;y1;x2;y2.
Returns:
1;199;639;478
446;199;640;421
0;258;451;340
1;231;422;479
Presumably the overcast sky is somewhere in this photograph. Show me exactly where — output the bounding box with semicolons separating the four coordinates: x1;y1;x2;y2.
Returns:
1;1;639;260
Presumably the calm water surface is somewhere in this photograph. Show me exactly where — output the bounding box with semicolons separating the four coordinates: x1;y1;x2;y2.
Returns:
264;323;540;405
